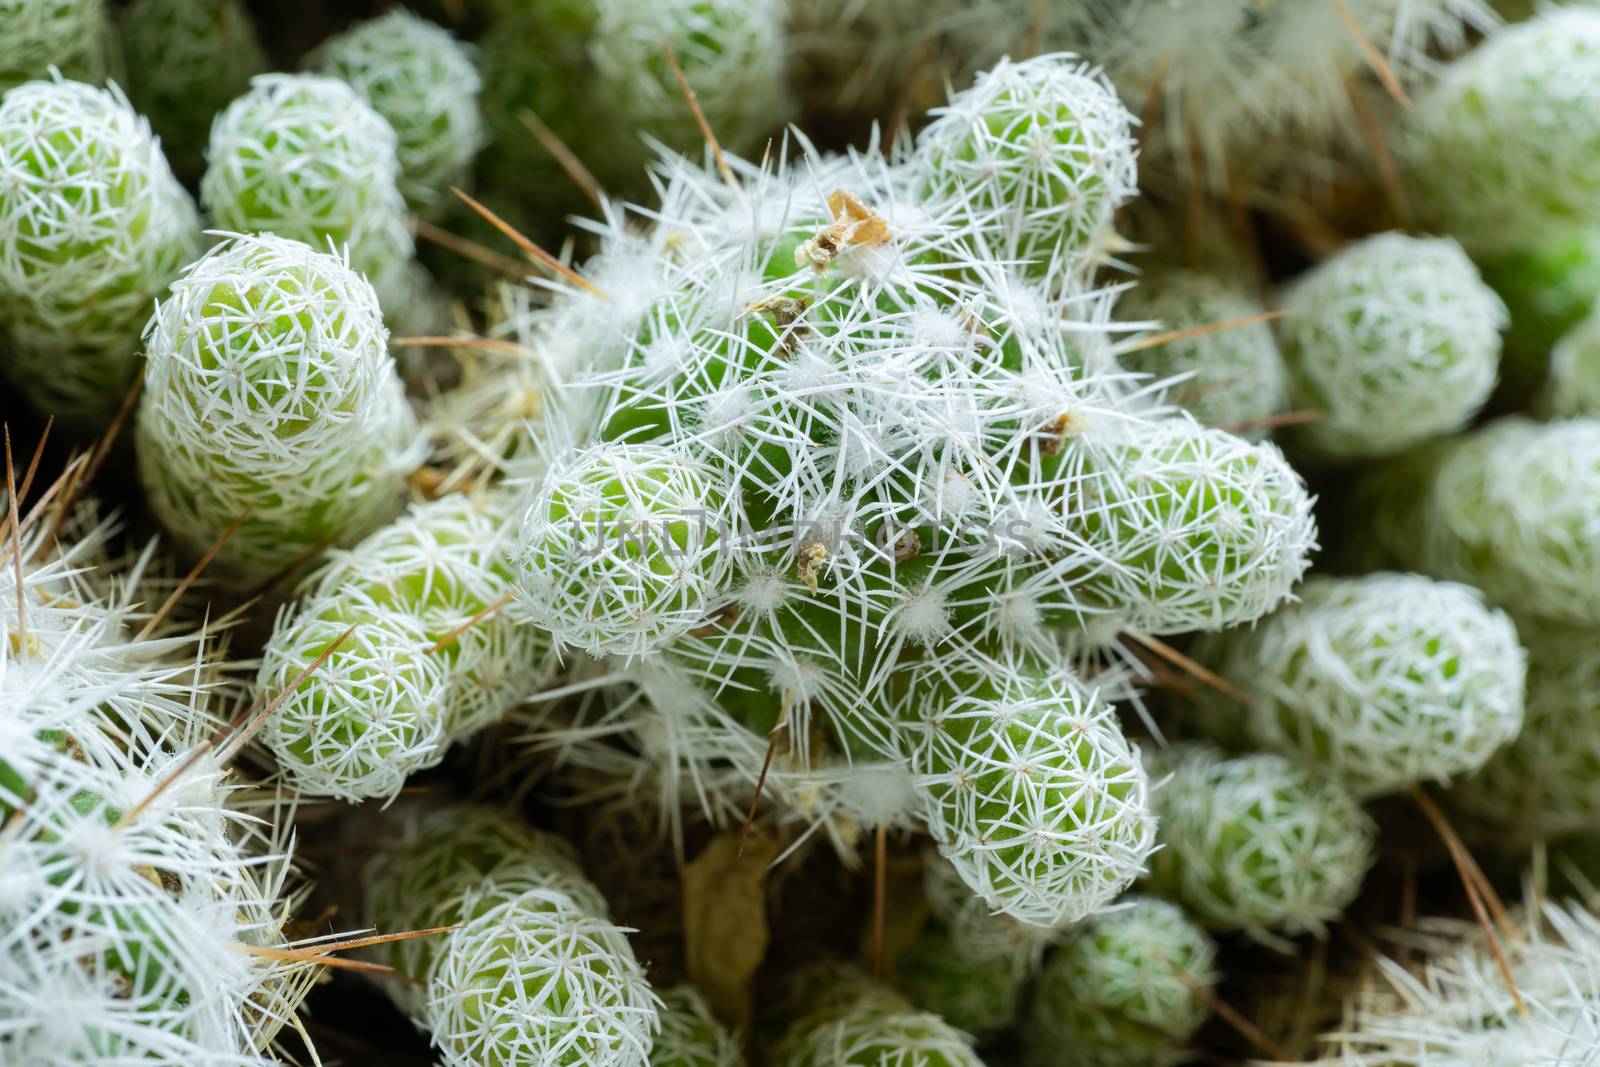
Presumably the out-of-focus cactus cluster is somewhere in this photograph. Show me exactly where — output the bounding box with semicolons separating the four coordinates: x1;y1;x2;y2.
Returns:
5;1;1600;1064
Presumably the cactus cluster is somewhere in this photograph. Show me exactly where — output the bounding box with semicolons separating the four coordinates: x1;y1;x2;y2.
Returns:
8;2;1600;1063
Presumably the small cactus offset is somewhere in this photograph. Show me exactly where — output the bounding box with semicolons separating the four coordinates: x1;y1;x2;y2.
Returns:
0;76;199;422
1147;745;1375;945
1025;897;1218;1067
135;232;418;582
260;492;554;801
1277;233;1506;461
907;53;1139;284
1116;270;1289;439
1196;572;1526;797
0;0;116;92
361;804;660;1067
201;73;414;287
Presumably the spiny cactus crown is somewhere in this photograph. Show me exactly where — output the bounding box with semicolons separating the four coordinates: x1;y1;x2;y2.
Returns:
1147;744;1375;944
307;9;483;212
201;72;413;280
1026;896;1217;1067
1198;572;1527;798
0;75;199;422
135;232;417;581
363;804;659;1067
1116;270;1288;439
1278;232;1506;460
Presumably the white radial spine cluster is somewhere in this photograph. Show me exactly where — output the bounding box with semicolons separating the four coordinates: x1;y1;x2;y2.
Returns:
0;0;115;91
1452;619;1600;843
362;804;660;1067
1197;572;1526;798
1409;7;1600;253
135;232;418;583
1116;270;1289;439
514;440;734;660
0;515;313;1064
0;76;200;423
1083;415;1317;636
200;73;414;283
1328;902;1600;1064
1401;416;1600;627
1278;233;1506;460
894;650;1156;928
307;10;483;213
1148;745;1376;945
1025;896;1218;1067
906;53;1139;286
119;0;267;177
260;492;555;802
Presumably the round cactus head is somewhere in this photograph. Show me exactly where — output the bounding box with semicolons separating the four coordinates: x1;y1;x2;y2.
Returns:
1082;416;1317;636
119;0;267;177
1116;270;1288;439
515;440;733;659
1278;233;1505;460
650;984;745;1067
1026;896;1217;1067
136;232;415;580
201;72;412;277
0;0;114;91
1199;572;1527;798
258;604;449;802
909;53;1138;284
0;76;199;422
1147;745;1375;945
896;649;1155;927
307;10;483;212
1453;620;1600;843
1409;8;1600;251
